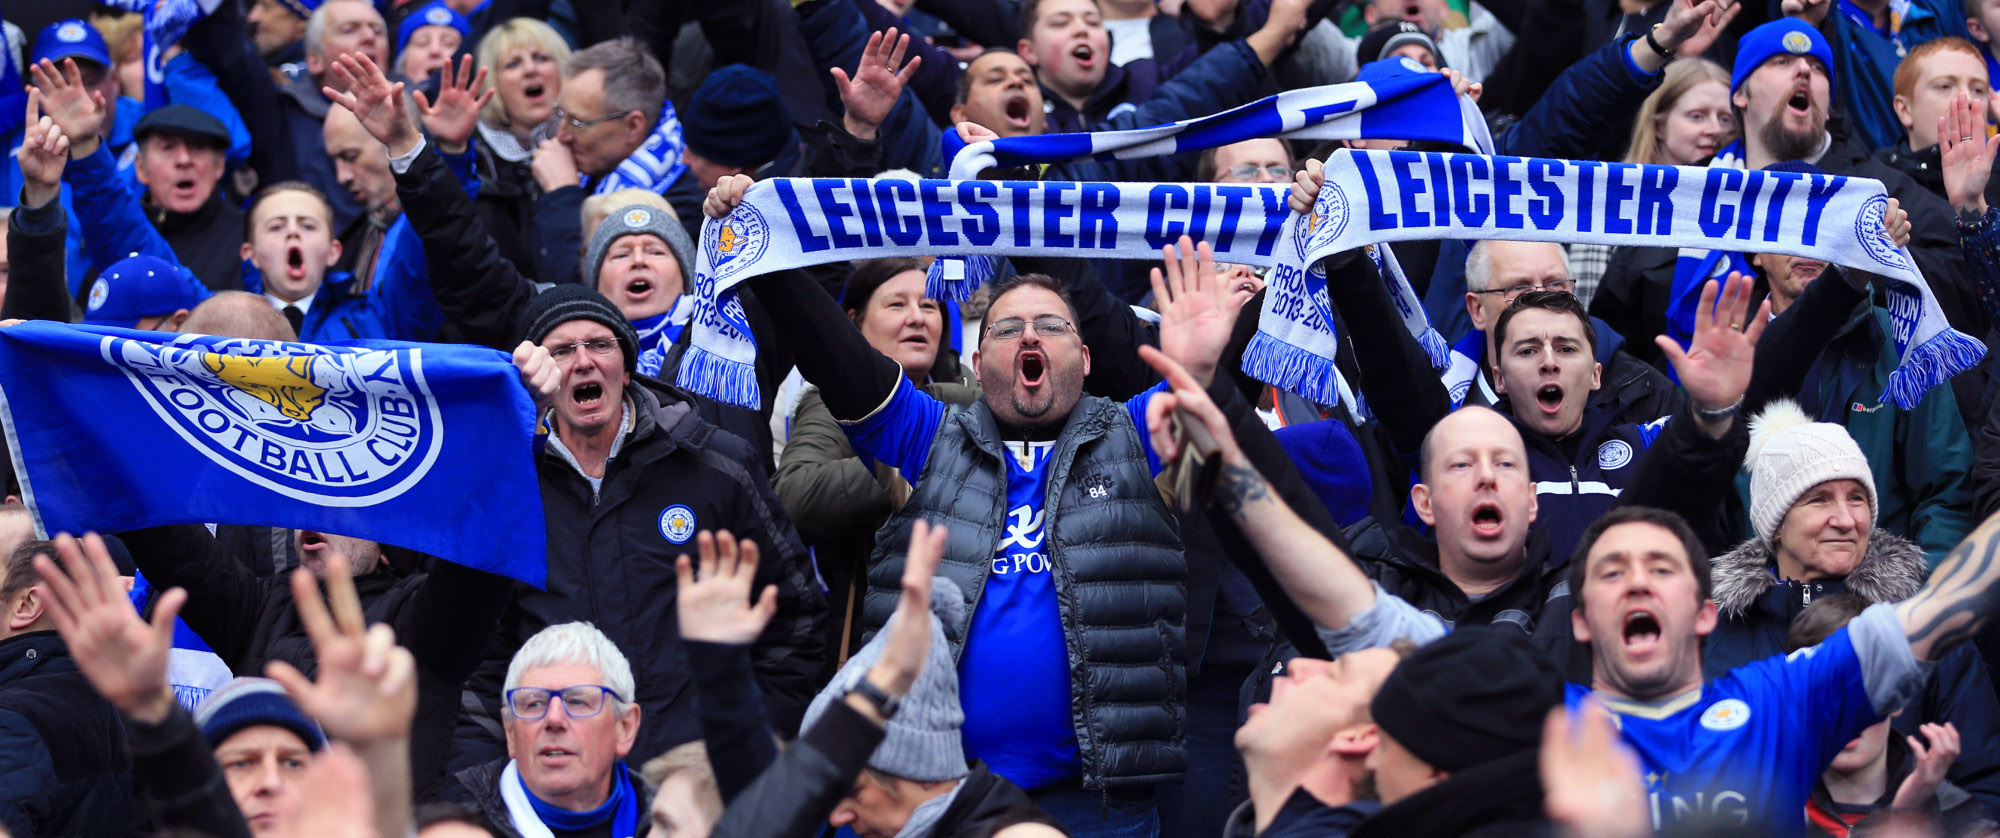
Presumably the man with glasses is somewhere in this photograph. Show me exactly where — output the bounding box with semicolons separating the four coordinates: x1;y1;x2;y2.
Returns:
1447;240;1685;425
455;622;651;837
471;285;825;776
709;175;1255;837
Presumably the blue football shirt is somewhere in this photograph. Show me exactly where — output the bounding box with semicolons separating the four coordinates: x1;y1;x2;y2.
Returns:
844;377;1164;789
1567;602;1921;836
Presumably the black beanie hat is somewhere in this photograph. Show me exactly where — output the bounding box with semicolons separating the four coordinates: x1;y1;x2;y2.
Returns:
519;284;641;374
681;64;793;168
1369;629;1563;773
1357;21;1444;68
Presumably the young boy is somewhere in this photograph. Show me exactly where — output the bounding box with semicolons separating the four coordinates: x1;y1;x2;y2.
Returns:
1789;594;1991;837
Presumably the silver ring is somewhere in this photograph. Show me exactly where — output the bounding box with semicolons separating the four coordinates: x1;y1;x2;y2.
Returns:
1963;136;1979;142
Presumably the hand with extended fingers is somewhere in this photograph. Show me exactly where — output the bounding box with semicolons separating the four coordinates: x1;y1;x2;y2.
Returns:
1657;271;1768;436
676;530;779;646
863;520;948;700
1152;235;1239;388
28;58;108;159
833;28;921;142
19;90;70;210
415;54;494;154
34;533;186;725
321;52;421;157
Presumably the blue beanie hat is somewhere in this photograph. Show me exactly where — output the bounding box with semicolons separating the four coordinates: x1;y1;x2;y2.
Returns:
1732;18;1835;99
274;0;322;20
195;677;327;752
396;1;472;56
682;64;793;168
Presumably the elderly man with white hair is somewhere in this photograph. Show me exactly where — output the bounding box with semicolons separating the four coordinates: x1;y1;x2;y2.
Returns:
455;622;649;838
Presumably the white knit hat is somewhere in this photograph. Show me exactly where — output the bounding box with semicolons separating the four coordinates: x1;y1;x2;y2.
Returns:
1746;399;1877;544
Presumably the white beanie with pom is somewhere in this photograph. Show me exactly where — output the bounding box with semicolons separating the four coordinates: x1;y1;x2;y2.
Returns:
1746;399;1877;544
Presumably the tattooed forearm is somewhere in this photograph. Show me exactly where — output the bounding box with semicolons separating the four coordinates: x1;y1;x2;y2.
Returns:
1901;520;2000;660
1213;460;1273;518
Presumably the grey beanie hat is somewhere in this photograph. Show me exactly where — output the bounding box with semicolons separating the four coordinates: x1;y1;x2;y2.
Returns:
801;576;969;782
584;205;696;285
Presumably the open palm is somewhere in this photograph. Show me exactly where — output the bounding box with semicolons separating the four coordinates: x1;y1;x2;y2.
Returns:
415;55;494;150
1153;235;1238;387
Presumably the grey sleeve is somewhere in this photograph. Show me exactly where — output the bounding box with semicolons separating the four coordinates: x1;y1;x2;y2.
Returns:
1314;582;1447;656
1849;602;1929;716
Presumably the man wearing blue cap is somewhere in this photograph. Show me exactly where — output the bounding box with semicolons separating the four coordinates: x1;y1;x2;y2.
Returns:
80;253;209;331
1781;0;1973;150
1596;17;1985;417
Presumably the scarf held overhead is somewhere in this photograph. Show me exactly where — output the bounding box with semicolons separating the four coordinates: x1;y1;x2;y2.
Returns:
1270;148;1983;409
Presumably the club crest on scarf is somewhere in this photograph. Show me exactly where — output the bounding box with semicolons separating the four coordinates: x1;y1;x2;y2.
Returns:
706;204;770;281
101;336;444;504
1296;181;1352;279
1855;195;1911;272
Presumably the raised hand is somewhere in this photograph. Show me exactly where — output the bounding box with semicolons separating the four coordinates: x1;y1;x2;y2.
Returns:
265;552;417;747
530;137;580;193
512;340;560;411
28;58;108;158
321;52;420;156
832;28;920;142
1781;0;1830;25
1892;722;1962;809
866;520;947;697
1247;0;1312;65
704;174;756;219
1139;343;1245;469
274;744;376;838
1288;158;1325;215
414;54;494;154
1675;0;1742;58
33;533;185;725
1656;270;1768;436
19;90;70;211
1883;197;1911;248
1940;96;1998;216
1152;235;1237;387
675;530;778;646
1438;67;1483;103
1541;703;1651;838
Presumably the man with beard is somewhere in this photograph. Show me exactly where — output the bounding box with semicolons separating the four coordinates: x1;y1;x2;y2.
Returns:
1595;18;1986;423
704;174;1247;835
1564;502;2000;834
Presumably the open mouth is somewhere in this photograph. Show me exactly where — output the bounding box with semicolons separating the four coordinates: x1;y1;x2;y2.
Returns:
1404;2;1421;18
625;278;653;297
300;531;327;549
174;178;197;193
286;246;306;280
1069;43;1095;66
572;382;604;407
1535;383;1564;413
1622;610;1662;652
1003;94;1032;127
1019;352;1046;387
900;333;932;349
1787;91;1811;116
1470;501;1504;537
523;82;546;99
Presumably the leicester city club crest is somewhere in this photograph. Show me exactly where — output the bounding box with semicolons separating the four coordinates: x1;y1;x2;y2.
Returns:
1854;194;1911;272
659;504;697;543
100;336;444;505
1294;181;1351;276
705;203;769;281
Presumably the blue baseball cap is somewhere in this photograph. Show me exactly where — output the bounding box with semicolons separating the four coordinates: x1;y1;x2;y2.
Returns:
396;1;472;55
30;20;111;70
83;254;211;328
1732;18;1835;99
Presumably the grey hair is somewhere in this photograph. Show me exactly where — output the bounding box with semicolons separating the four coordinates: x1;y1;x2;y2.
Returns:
503;622;637;713
304;0;375;59
1464;240;1572;293
563;38;664;125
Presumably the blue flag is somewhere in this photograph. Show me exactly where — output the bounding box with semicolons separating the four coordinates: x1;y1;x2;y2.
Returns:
0;324;548;588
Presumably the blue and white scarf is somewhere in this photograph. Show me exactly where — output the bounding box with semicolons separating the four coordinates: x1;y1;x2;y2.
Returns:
101;0;212;109
633;295;696;378
499;760;640;838
591;99;687;196
1284;148;1981;409
931;69;1490;354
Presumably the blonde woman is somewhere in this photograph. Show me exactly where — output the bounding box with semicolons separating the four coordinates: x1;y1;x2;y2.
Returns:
465;18;571;277
1571;59;1735;305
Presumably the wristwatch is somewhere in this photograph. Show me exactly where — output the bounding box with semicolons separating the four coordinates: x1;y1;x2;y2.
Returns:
848;677;902;719
1643;24;1675;59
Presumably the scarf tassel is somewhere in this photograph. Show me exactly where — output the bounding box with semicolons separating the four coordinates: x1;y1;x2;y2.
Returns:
1883;328;1987;409
676;344;760;409
924;254;993;303
1416;327;1451;371
1242;331;1348;409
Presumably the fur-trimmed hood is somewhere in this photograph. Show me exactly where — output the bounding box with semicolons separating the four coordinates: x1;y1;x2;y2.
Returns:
1711;530;1927;617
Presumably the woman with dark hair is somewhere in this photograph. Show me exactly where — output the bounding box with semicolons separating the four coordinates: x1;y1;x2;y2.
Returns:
775;257;980;666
